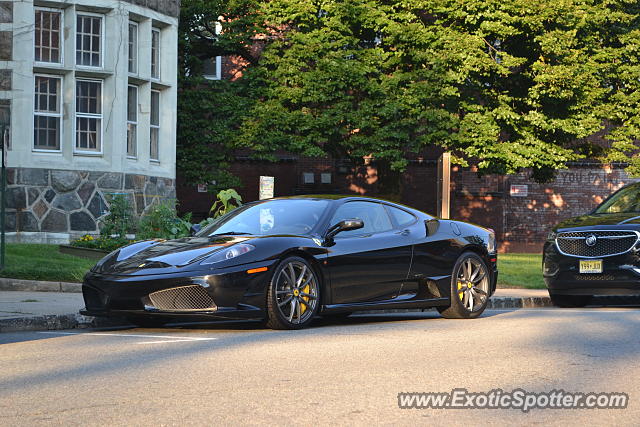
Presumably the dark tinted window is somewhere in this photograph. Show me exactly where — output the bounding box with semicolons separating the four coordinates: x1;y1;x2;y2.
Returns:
330;201;393;237
594;184;640;214
387;206;416;227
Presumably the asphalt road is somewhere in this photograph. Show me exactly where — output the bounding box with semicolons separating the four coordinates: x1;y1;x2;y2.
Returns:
1;307;640;426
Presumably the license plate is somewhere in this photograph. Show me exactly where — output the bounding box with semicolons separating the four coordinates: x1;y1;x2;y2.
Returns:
579;259;603;274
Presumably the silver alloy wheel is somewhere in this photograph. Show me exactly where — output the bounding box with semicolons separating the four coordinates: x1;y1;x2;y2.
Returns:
274;260;319;324
456;257;489;312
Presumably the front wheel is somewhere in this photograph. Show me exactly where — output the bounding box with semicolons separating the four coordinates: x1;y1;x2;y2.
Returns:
265;256;321;330
438;252;491;319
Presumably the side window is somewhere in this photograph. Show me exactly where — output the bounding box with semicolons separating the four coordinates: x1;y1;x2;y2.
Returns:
387;206;416;228
330;202;393;237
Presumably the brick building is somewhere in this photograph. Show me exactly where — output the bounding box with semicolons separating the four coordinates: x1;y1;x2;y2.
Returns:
177;157;637;253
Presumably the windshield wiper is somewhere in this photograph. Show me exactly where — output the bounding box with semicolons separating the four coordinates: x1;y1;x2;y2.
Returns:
208;231;252;237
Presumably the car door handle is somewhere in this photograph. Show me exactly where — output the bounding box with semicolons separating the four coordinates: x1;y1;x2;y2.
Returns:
396;229;410;236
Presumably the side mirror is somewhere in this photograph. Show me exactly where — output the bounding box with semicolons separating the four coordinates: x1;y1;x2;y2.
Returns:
425;219;439;237
190;223;202;236
325;218;364;241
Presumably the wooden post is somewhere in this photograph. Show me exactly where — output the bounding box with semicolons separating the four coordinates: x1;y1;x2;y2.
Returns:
437;152;451;219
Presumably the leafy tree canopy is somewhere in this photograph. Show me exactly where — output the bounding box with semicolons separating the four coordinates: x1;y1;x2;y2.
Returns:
178;0;640;185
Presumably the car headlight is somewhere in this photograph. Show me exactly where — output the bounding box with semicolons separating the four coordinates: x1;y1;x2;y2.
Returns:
200;243;255;265
547;231;557;241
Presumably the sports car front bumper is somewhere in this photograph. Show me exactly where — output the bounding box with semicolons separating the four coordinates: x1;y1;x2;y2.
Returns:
80;261;276;321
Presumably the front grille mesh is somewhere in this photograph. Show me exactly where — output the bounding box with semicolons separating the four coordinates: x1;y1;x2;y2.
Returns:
556;231;638;257
148;285;216;311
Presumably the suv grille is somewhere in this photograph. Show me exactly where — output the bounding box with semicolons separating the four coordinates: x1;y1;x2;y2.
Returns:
556;230;639;258
148;285;217;311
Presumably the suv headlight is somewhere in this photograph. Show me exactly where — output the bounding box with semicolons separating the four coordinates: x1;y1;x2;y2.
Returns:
547;231;557;241
200;243;255;265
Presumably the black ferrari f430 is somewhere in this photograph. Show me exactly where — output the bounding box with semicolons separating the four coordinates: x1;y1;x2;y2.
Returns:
81;196;498;329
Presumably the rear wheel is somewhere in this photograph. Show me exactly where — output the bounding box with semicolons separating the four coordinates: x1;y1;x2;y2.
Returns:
549;293;591;308
265;257;321;330
438;252;490;319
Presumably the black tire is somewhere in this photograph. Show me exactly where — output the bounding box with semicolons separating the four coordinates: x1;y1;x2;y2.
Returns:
549;293;592;308
126;316;167;328
265;256;321;330
438;252;491;319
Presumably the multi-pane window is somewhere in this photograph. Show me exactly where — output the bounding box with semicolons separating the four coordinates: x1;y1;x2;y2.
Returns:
128;22;138;74
203;57;221;80
203;21;222;80
151;28;160;79
75;79;102;152
127;85;138;158
76;14;102;67
34;76;62;150
150;90;160;161
35;9;62;64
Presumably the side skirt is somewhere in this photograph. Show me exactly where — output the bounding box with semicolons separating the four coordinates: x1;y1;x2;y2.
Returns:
321;297;450;314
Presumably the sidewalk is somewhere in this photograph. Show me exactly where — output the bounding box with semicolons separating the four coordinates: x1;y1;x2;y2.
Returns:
0;287;554;333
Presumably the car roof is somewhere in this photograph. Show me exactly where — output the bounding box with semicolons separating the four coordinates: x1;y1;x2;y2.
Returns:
264;194;427;215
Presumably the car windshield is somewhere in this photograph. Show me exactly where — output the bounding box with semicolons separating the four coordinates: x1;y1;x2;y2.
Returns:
197;199;330;236
594;184;640;214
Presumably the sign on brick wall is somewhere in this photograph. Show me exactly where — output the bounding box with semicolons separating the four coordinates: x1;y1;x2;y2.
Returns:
510;184;528;197
259;176;274;200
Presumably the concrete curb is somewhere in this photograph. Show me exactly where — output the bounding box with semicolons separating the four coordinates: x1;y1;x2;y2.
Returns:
0;313;127;333
0;278;81;293
0;296;554;333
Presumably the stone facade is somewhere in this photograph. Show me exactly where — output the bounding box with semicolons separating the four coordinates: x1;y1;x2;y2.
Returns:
5;167;175;241
124;0;180;18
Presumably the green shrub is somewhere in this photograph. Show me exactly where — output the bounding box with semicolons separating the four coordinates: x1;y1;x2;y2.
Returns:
138;200;193;240
100;194;135;239
210;189;242;218
71;234;132;252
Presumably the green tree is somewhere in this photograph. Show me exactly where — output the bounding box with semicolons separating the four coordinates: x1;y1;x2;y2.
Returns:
178;0;640;189
237;0;640;183
177;0;263;190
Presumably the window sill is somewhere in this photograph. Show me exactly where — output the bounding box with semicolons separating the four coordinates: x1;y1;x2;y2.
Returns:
75;69;113;79
33;64;73;74
73;151;103;157
32;148;62;154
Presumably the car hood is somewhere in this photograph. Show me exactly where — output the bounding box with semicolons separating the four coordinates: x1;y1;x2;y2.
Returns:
555;212;640;230
94;236;250;274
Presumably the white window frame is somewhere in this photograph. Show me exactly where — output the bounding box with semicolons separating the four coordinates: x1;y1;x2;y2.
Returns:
75;12;105;69
128;21;138;75
74;78;103;155
127;84;138;158
33;74;63;153
151;27;161;80
34;7;64;66
150;89;160;162
203;21;222;80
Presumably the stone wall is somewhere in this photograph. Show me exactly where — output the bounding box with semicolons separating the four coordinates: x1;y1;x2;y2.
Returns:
5;168;175;242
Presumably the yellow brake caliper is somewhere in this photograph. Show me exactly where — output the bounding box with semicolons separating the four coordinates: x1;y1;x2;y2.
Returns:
457;280;465;301
300;284;310;313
